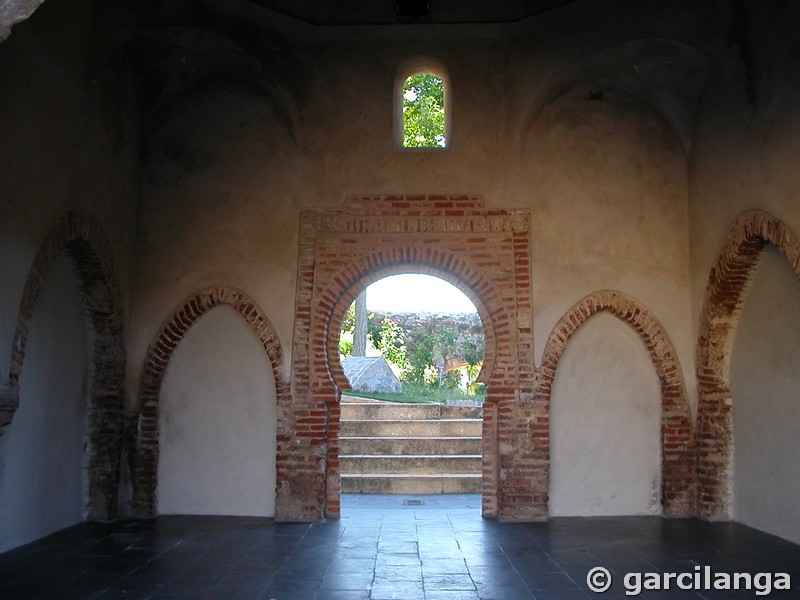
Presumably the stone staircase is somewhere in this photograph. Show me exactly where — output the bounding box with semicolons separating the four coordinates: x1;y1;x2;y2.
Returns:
339;398;483;494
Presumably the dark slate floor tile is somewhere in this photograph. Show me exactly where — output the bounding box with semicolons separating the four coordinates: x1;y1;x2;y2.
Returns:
424;592;481;600
319;586;374;597
370;578;425;599
1;495;799;600
474;580;535;599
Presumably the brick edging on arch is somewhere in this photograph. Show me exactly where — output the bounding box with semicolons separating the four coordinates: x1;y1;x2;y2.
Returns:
1;208;126;520
287;196;536;522
537;290;696;518
319;255;503;520
322;258;499;394
131;287;287;517
696;210;800;520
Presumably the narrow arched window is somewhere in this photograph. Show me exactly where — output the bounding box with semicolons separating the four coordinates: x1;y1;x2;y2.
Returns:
394;58;451;150
402;73;446;148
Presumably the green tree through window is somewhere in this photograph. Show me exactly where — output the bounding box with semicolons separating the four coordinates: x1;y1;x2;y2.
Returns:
402;73;446;148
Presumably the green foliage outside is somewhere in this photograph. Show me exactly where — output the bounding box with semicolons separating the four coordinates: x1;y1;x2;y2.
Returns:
339;301;485;403
339;305;407;368
402;73;446;148
342;383;484;405
459;337;485;395
402;325;456;387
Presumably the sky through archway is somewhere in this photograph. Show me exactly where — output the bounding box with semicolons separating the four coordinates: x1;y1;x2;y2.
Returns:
365;274;476;313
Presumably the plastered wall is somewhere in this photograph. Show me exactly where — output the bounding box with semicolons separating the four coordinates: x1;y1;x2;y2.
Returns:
522;87;692;401
688;2;800;332
689;76;800;326
3;0;698;527
159;306;277;516
0;255;88;552
1;0;800;548
549;313;661;517
0;0;135;550
123;20;695;519
730;247;800;545
686;4;800;528
129;46;694;401
128;89;300;396
0;0;137;391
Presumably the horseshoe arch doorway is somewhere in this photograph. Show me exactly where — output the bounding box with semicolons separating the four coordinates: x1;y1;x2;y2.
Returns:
280;195;537;522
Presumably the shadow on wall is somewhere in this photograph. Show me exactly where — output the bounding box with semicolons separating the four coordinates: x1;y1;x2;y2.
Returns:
0;209;125;552
696;210;800;522
0;255;88;552
730;245;800;545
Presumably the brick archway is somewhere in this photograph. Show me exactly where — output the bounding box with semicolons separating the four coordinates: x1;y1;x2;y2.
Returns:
696;210;800;520
324;263;498;393
132;287;287;517
282;195;537;522
1;208;125;520
538;290;696;518
322;261;500;519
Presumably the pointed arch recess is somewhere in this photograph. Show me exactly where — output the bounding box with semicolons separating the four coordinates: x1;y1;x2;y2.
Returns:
286;195;537;522
696;210;800;520
1;208;125;521
132;287;287;517
538;290;696;517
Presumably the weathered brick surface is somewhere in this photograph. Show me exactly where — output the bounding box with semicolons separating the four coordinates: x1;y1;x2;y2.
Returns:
696;210;800;520
291;195;538;521
1;209;125;521
131;287;288;517
537;290;696;518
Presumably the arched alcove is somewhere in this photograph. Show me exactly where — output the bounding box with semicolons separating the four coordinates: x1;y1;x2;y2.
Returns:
132;287;286;517
730;245;800;544
158;305;277;516
538;290;695;518
121;27;298;145
696;210;800;520
2;209;125;523
549;312;661;516
0;254;89;551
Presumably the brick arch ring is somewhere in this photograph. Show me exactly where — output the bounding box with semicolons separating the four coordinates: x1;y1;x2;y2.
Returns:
696;210;800;520
322;260;500;394
132;287;288;517
537;289;696;518
312;250;511;518
0;208;125;521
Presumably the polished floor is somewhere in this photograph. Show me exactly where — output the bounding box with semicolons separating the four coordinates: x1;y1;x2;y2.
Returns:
1;494;799;599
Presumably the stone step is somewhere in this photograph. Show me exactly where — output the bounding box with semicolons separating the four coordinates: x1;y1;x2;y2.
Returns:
341;400;482;421
340;419;482;438
339;436;482;455
339;399;484;496
341;473;483;494
340;454;482;475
